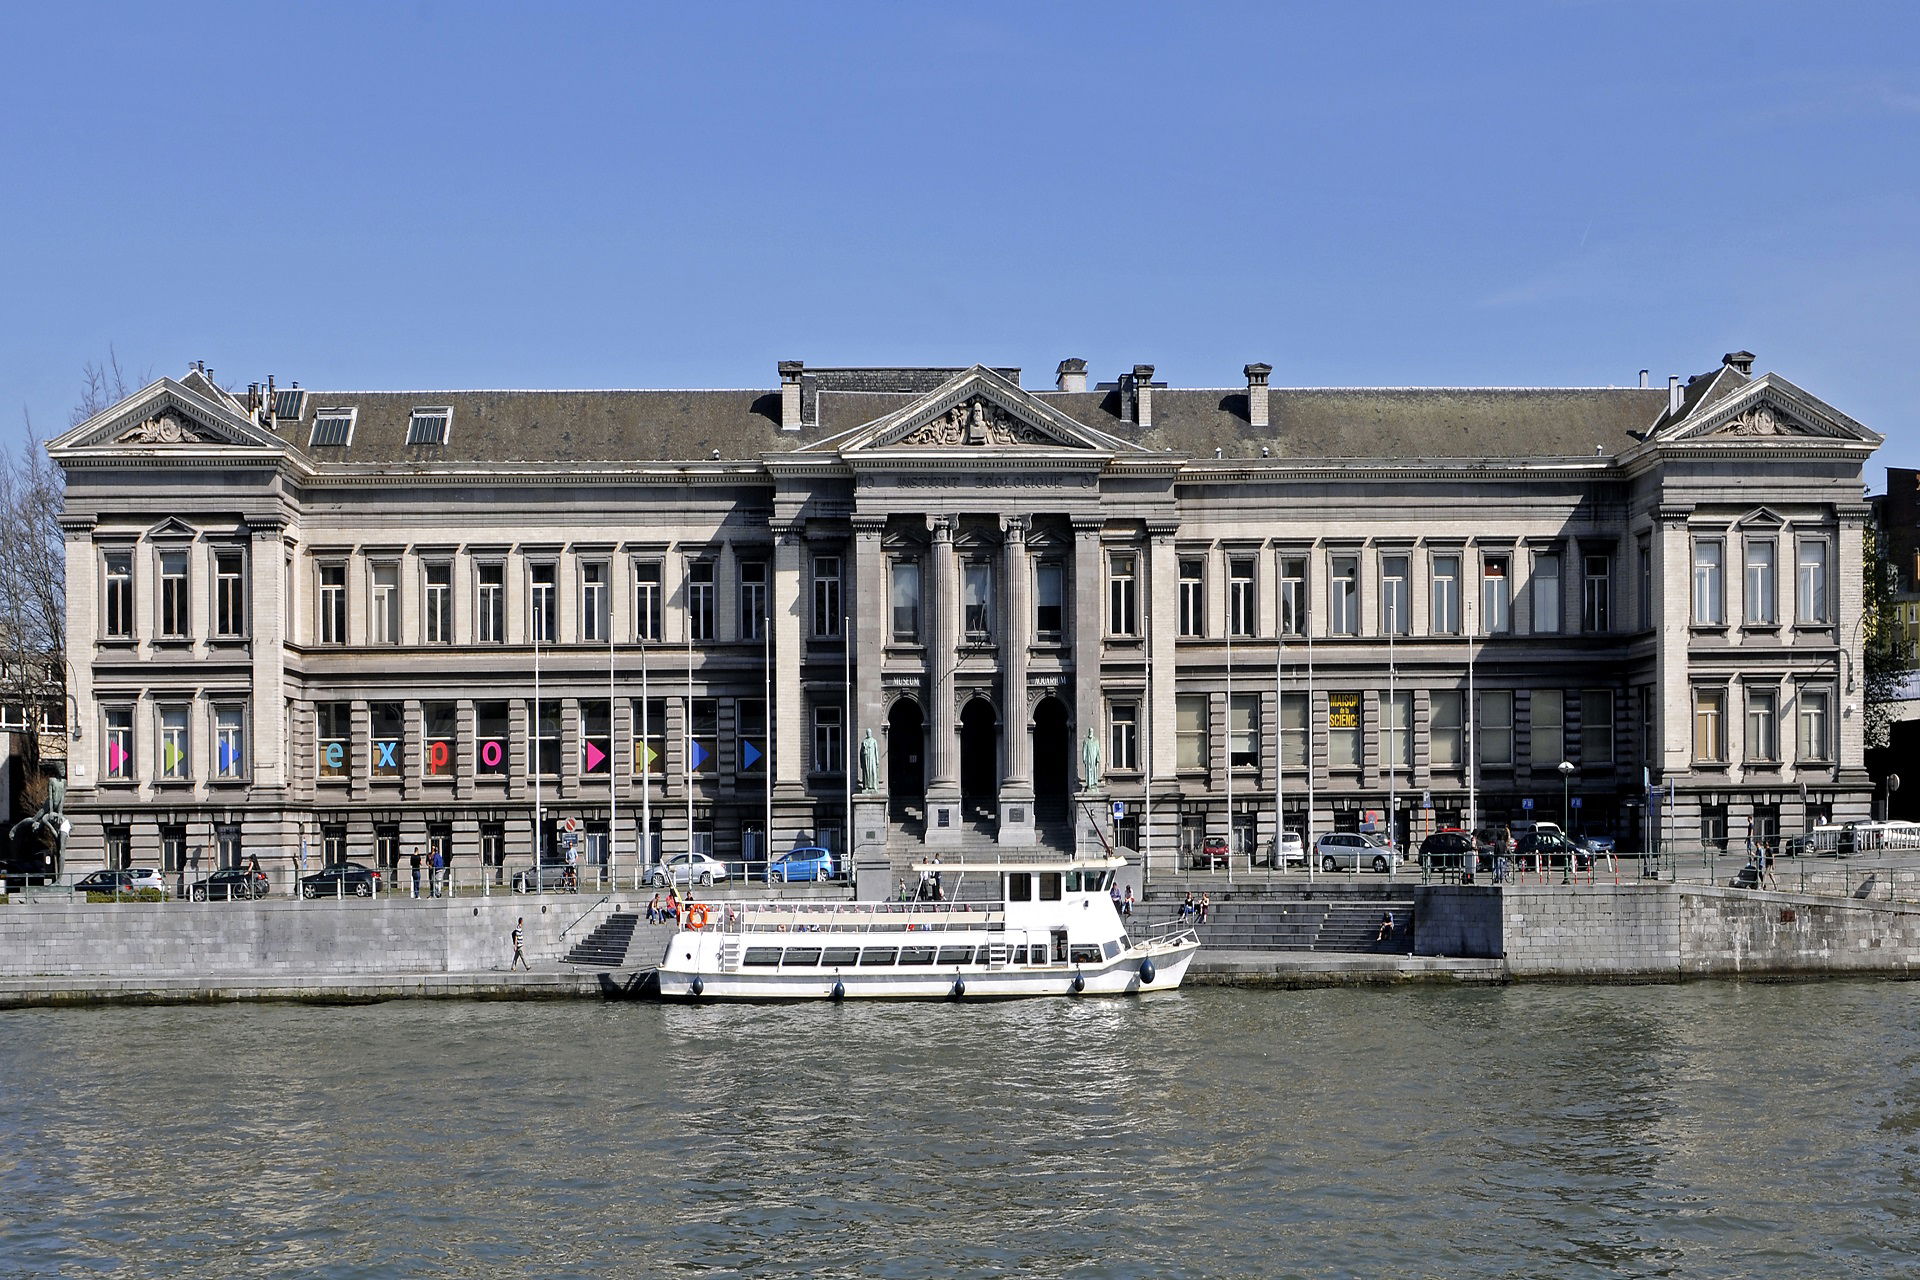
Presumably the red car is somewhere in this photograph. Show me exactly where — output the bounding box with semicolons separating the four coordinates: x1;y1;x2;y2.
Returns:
1191;836;1231;870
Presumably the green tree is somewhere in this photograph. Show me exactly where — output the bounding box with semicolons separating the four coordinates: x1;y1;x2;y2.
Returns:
1862;520;1909;751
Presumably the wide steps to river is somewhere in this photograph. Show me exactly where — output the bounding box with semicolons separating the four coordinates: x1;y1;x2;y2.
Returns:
563;912;641;968
1140;896;1417;955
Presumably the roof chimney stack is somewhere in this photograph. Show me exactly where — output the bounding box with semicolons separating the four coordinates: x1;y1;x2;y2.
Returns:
1126;364;1156;428
1639;369;1649;388
1668;375;1682;418
1722;350;1755;376
778;361;805;431
1244;363;1272;428
267;374;277;427
1055;358;1087;393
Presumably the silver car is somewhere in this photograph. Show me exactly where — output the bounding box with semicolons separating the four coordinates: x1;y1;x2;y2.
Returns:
649;852;732;887
1315;832;1401;873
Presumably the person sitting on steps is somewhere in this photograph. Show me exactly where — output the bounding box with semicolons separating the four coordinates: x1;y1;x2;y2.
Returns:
1376;911;1396;943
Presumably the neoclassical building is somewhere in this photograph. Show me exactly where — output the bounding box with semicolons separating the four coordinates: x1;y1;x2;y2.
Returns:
49;352;1880;883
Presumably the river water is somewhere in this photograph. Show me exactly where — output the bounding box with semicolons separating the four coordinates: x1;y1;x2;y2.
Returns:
3;982;1917;1279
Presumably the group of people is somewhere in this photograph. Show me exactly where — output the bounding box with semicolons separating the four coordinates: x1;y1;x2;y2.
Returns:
408;847;449;898
1108;882;1135;917
646;890;681;925
1178;892;1212;926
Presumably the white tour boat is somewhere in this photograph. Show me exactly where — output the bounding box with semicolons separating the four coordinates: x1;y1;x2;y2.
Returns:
654;855;1199;1000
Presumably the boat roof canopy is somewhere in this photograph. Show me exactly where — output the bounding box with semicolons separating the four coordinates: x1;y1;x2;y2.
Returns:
908;856;1126;874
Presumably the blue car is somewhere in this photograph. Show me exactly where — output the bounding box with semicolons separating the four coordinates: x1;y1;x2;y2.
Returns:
767;847;837;882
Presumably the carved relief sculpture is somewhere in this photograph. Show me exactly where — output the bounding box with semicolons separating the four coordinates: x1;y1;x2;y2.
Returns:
899;398;1056;447
117;411;212;445
1719;406;1793;437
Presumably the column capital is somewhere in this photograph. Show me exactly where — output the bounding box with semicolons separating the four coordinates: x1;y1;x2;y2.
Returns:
1001;514;1030;542
931;516;956;544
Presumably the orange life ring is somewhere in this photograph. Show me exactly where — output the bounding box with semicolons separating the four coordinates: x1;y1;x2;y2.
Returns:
685;904;711;930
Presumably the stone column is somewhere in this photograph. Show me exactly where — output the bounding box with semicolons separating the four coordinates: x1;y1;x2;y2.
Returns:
770;524;805;792
925;516;962;846
998;515;1035;846
1147;524;1179;779
850;514;894;877
1071;519;1106;850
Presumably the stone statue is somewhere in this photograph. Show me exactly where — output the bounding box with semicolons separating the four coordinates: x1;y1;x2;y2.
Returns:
858;729;880;794
9;759;70;876
1080;728;1102;792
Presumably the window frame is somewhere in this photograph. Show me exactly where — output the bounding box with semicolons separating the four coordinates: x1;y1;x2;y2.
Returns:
317;561;348;645
423;561;453;644
812;554;843;639
214;702;248;780
738;560;767;643
102;704;133;781
156;548;189;640
1532;551;1562;635
1228;692;1259;769
1107;553;1139;637
1693;686;1728;764
405;406;452;446
528;561;557;645
1228;557;1256;638
369;560;401;645
157;702;190;781
963;559;993;640
1431;553;1460;636
1743;539;1777;626
686;559;715;642
890;559;921;642
1175;693;1207;772
580;560;609;643
1034;562;1065;639
1107;701;1139;773
1692;538;1726;627
1796;538;1831;625
1581;553;1610;634
1279;555;1307;637
102;549;134;640
633;560;663;643
1380;554;1410;636
1479;690;1513;767
1530;689;1565;767
1746;686;1779;765
1481;553;1510;635
1580;689;1614;766
1327;691;1362;769
1430;690;1464;770
1330;556;1359;636
308;407;357;447
1797;687;1832;763
476;561;506;644
212;547;248;639
812;701;844;774
1177;557;1205;638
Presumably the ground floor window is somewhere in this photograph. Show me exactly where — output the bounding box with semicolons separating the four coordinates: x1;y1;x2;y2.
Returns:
1700;803;1728;850
322;824;347;863
105;825;131;871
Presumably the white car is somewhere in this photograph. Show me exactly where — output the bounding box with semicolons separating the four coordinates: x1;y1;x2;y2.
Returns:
1314;832;1401;873
650;852;732;887
1261;831;1307;869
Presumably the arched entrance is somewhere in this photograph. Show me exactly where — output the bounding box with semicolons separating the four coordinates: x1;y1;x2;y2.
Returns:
959;698;999;816
1032;696;1071;811
887;698;925;815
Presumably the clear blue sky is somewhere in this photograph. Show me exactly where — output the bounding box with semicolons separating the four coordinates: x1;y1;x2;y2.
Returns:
3;1;1916;478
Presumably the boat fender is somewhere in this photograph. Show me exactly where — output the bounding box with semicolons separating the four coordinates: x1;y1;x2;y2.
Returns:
950;976;966;1000
1139;958;1156;985
689;976;705;998
830;979;845;1001
1069;972;1085;995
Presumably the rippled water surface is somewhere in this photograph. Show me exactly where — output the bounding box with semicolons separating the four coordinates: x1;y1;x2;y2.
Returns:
4;982;1919;1278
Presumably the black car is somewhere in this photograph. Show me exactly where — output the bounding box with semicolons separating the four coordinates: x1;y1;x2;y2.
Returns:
1419;830;1478;873
300;862;382;899
1512;832;1590;871
189;868;272;901
75;869;140;895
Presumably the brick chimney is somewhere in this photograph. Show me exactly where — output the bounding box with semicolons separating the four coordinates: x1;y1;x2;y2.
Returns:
1244;363;1272;428
778;361;805;431
1722;350;1755;376
1126;364;1156;428
1055;358;1088;393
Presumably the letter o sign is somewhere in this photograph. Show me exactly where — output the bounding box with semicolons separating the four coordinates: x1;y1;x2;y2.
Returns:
481;740;503;768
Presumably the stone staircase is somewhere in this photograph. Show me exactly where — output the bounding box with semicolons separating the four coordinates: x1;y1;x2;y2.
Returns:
1138;891;1417;955
562;912;642;968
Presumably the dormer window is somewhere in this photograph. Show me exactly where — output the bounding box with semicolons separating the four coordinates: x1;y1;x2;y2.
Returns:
309;408;356;447
407;406;452;445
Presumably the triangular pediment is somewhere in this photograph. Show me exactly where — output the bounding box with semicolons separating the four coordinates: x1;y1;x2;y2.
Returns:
811;365;1142;455
145;517;200;541
48;376;288;454
1661;375;1881;447
1736;506;1785;528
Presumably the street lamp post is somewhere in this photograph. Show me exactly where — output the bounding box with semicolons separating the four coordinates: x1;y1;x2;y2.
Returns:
1558;760;1575;884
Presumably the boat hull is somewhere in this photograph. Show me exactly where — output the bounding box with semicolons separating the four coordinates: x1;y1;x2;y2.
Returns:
655;939;1197;1001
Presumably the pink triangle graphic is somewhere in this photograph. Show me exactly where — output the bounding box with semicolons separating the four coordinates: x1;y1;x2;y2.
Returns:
584;741;606;771
107;742;126;772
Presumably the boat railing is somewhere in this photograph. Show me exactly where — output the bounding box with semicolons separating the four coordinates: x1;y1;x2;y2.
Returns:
700;898;1007;935
1141;919;1200;948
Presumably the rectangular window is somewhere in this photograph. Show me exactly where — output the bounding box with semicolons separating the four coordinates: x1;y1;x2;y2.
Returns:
1745;541;1777;625
1746;687;1778;763
738;560;766;642
1108;554;1138;636
1431;554;1460;635
1701;804;1729;850
1796;539;1830;624
1581;690;1614;766
533;699;561;776
1480;690;1513;766
1328;692;1362;769
406;406;451;445
105;826;131;871
1582;554;1610;633
423;562;452;644
317;702;350;780
1383;691;1412;770
309;408;356;447
318;563;348;644
687;560;714;642
1280;693;1308;772
371;702;404;780
581;562;608;643
1107;702;1139;772
1482;555;1510;634
1176;694;1207;771
737;699;766;774
1798;688;1831;762
633;561;662;642
103;705;133;780
1532;553;1561;634
581;699;611;775
529;563;557;644
1229;557;1256;638
1693;687;1727;763
812;702;843;774
370;562;400;644
1381;555;1409;635
1331;556;1359;636
476;563;505;644
631;697;667;776
475;701;509;777
1177;558;1205;638
1431;691;1463;769
1637;535;1653;630
1229;693;1259;768
158;550;188;638
424;702;457;779
812;555;842;638
214;704;246;779
158;703;189;780
1531;689;1565;766
103;551;133;639
1035;563;1064;637
1279;556;1307;636
891;561;920;641
213;549;246;638
690;699;717;774
1692;540;1725;625
964;561;992;638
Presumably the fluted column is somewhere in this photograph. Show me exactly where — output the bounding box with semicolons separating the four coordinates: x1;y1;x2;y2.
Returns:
925;516;962;845
1072;519;1105;789
998;516;1036;846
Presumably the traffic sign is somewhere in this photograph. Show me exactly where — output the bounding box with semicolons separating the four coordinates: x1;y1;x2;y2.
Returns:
1522;798;1534;811
1421;789;1432;810
1111;801;1126;819
563;817;578;833
1571;796;1583;809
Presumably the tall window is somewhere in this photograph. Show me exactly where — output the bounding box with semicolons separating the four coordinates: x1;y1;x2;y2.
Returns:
158;703;189;780
812;702;843;773
633;561;662;642
1383;691;1412;769
1035;563;1064;638
690;699;717;774
1582;554;1610;633
1331;556;1358;636
1431;691;1463;769
1692;539;1724;625
371;702;404;779
1176;694;1207;771
1229;557;1256;638
1796;539;1830;624
1744;541;1777;625
1280;693;1308;770
318;563;347;644
103;705;133;780
1530;690;1564;766
424;703;457;778
1328;692;1361;769
158;550;188;638
215;704;246;779
1380;555;1409;635
1107;702;1139;772
812;555;842;638
631;697;667;776
1581;690;1614;765
738;561;766;642
1229;694;1259;768
214;550;246;638
103;551;133;639
1637;535;1653;630
581;700;611;775
1532;553;1561;634
532;699;561;775
1279;556;1307;636
1479;690;1513;766
964;562;992;638
1746;687;1778;763
1798;688;1831;762
581;562;608;643
1178;558;1205;638
475;701;509;777
737;699;767;774
891;561;920;641
686;561;714;641
476;562;505;644
1693;687;1727;763
1482;555;1510;634
317;702;350;780
1431;554;1460;635
423;562;452;644
1108;554;1138;636
370;562;400;644
529;563;557;644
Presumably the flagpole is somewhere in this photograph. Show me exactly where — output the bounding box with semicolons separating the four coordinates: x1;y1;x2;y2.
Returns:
844;608;853;881
763;587;772;879
533;587;543;874
686;587;694;866
1467;593;1478;842
1226;597;1235;887
609;591;617;892
640;636;651;880
1275;565;1284;872
1307;584;1316;885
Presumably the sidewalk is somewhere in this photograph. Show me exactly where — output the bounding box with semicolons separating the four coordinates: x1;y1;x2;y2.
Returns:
0;967;609;1009
1189;949;1507;987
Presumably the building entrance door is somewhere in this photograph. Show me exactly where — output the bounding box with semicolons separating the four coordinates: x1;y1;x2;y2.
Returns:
959;698;998;817
887;699;925;817
1032;697;1070;821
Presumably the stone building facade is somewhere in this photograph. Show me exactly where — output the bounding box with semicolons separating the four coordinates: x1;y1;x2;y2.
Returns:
47;352;1880;882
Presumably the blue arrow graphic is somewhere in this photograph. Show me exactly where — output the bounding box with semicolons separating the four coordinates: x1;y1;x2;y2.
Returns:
690;739;709;771
742;740;762;771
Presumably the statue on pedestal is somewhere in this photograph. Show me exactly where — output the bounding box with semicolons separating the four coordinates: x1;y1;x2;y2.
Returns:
1080;728;1102;792
858;729;880;794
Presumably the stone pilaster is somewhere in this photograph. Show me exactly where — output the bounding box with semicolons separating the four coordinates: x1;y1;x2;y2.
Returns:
998;515;1035;846
925;516;962;845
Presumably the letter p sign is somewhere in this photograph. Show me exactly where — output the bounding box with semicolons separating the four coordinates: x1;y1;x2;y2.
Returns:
429;740;450;774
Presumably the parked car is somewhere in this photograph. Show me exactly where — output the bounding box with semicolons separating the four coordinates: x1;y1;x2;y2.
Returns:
650;852;732;887
767;847;837;882
1316;832;1400;873
1574;834;1617;860
1512;831;1589;871
512;861;578;893
300;862;382;898
74;869;143;895
1258;831;1307;869
1419;829;1478;873
189;867;272;901
1191;835;1230;870
124;867;166;893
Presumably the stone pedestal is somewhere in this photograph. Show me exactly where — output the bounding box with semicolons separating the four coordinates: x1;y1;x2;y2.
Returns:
852;794;892;899
923;792;963;848
997;790;1037;847
1074;789;1107;856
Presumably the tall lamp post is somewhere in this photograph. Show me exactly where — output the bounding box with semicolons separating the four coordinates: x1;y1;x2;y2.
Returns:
1558;760;1575;884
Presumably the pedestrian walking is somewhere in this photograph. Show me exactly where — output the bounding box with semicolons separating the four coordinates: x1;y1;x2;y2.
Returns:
510;917;530;970
409;847;423;898
429;846;445;897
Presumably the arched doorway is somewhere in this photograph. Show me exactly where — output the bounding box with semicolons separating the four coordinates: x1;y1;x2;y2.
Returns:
887;698;925;816
1032;696;1071;818
959;698;999;816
